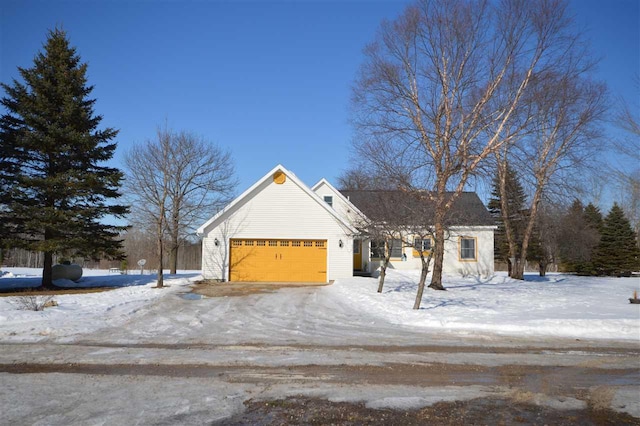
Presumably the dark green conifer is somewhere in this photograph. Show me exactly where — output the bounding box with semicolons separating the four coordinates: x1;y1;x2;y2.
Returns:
593;203;640;276
0;28;129;287
584;203;604;233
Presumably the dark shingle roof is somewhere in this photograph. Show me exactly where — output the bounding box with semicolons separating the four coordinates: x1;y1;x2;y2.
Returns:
339;190;495;227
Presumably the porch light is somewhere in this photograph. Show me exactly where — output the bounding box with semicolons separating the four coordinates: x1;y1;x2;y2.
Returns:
339;239;343;248
214;238;219;246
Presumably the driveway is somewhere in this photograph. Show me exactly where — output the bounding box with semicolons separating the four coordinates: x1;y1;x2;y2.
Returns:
1;280;639;425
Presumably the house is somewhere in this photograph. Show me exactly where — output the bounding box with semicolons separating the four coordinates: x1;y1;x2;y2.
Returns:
338;189;496;277
197;165;496;282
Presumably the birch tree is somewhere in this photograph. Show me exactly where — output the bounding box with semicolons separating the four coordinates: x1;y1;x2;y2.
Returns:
351;0;583;289
495;73;606;280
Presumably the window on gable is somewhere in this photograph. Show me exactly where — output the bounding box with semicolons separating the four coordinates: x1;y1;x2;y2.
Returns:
323;195;333;207
460;237;476;261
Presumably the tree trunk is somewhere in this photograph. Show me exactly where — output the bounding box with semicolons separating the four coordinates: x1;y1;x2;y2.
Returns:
377;243;391;293
539;261;547;276
156;226;164;288
169;240;178;275
377;264;386;293
496;156;521;280
429;224;446;290
42;251;54;289
513;189;542;280
413;253;432;309
169;212;179;274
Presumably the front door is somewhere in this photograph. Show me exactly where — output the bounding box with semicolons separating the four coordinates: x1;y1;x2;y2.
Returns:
353;239;362;271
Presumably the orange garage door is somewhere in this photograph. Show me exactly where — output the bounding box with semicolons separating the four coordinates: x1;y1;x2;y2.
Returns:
229;239;327;283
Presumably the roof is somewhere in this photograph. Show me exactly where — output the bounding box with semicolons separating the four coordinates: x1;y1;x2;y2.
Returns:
196;164;357;235
310;178;368;219
339;190;495;227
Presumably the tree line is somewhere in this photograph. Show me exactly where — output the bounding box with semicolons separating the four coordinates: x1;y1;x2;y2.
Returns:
0;28;235;288
489;166;640;277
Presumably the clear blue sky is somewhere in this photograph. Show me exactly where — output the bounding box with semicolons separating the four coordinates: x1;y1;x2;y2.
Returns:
1;0;639;199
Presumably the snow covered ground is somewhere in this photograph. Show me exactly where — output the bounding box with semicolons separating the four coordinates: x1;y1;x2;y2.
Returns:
1;268;638;424
0;268;639;343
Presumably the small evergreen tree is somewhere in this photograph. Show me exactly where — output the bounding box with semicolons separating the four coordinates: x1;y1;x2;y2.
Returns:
593;203;640;276
0;28;129;287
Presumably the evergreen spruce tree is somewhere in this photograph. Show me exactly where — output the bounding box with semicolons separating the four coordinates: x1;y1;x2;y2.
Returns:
488;163;527;275
578;202;604;275
0;28;128;287
584;203;604;232
558;200;600;274
593;203;640;276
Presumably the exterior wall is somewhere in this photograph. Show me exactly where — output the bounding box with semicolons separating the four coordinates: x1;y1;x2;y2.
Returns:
312;181;364;226
364;226;495;277
201;175;353;281
442;227;495;276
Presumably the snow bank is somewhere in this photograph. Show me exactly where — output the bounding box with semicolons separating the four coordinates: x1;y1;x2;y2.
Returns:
326;270;640;340
0;269;201;342
0;268;638;343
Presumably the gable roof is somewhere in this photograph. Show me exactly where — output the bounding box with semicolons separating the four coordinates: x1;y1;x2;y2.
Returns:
196;165;357;235
311;178;367;219
339;190;495;227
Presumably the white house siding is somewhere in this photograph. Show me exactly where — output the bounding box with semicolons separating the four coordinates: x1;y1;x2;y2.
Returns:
201;175;353;282
364;226;495;277
442;227;495;276
312;181;364;227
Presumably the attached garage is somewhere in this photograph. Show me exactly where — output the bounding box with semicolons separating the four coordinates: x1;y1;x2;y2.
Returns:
197;165;355;283
229;239;327;282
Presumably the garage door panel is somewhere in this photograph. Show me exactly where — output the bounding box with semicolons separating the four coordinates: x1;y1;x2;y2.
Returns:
229;239;327;283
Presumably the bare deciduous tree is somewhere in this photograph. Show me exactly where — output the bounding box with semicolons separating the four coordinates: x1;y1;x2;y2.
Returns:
125;126;236;287
496;74;606;279
164;131;236;273
125;128;171;287
351;0;582;289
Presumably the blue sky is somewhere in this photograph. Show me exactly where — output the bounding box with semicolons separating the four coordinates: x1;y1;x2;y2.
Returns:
1;0;639;201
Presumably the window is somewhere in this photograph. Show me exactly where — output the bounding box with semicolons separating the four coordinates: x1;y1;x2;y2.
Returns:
315;241;325;248
303;241;313;247
370;240;385;259
292;241;301;247
269;240;278;247
390;239;403;258
414;237;432;252
280;241;289;247
353;239;360;254
459;237;476;261
371;239;403;258
323;196;333;207
413;237;432;257
256;240;266;246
